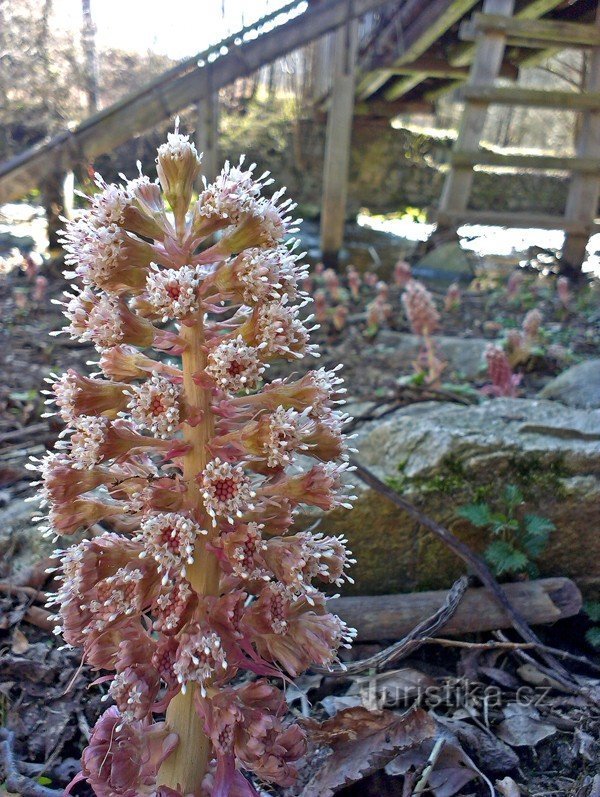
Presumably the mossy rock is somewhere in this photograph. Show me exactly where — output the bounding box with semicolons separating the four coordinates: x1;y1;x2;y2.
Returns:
299;398;600;598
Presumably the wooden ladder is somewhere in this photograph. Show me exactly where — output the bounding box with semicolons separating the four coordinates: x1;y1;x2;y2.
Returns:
436;0;600;270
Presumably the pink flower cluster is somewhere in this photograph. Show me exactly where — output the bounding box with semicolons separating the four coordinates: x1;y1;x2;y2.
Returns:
483;344;522;398
34;128;356;797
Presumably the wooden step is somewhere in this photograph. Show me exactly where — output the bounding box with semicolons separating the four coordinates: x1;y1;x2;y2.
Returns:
461;13;600;48
435;210;598;235
451;150;600;172
456;85;600;110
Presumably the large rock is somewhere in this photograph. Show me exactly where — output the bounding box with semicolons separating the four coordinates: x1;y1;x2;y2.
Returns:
309;398;600;597
374;331;488;380
413;241;473;280
538;359;600;409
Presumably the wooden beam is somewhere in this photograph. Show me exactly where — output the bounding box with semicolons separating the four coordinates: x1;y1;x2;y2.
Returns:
383;0;480;100
438;0;516;219
448;0;568;66
457;84;600;109
451;149;600;172
320;20;358;266
195;85;219;186
468;12;600;47
461;23;600;51
563;4;600;270
354;99;435;117
436;209;597;234
368;56;519;80
0;0;393;203
355;0;426;99
329;578;582;642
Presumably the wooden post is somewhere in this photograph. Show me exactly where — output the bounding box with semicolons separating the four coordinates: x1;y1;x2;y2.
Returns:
563;5;600;272
437;0;515;225
42;168;74;251
195;72;219;187
320;18;358;268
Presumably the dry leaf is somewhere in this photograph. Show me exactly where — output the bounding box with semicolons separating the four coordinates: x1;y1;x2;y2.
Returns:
11;627;29;654
300;706;435;797
496;776;521;797
386;731;494;797
496;702;557;747
346;667;436;707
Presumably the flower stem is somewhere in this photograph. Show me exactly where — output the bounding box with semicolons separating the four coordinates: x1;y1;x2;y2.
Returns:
157;317;218;795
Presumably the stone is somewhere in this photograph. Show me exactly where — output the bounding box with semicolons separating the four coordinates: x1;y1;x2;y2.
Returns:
0;496;53;581
413;241;474;280
303;398;600;597
375;331;488;380
538;359;600;409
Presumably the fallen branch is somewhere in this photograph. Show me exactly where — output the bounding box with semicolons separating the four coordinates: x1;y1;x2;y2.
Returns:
349;458;573;681
313;577;468;676
328;578;581;641
0;423;49;445
0;728;63;797
425;637;600;674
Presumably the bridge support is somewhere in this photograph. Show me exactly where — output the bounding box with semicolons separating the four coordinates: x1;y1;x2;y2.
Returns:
42;169;74;251
320;19;358;268
196;85;219;186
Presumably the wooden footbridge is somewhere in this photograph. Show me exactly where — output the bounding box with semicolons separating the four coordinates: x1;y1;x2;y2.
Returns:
1;0;600;268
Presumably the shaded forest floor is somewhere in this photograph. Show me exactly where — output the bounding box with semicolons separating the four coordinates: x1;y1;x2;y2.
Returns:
0;246;599;797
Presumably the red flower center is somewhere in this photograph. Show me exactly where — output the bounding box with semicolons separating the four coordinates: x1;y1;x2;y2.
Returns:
214;478;237;502
149;396;165;415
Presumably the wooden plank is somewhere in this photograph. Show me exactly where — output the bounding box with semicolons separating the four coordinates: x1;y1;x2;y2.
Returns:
461;22;600;51
438;0;515;218
0;0;393;204
563;4;600;270
457;84;600;109
436;209;597;234
470;12;600;47
320;20;359;266
452;149;600;172
329;578;582;641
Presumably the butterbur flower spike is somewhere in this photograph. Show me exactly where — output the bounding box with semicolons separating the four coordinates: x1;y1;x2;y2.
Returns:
41;126;354;797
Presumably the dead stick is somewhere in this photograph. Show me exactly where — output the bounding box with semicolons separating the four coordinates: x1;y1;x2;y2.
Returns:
349;458;572;680
312;576;469;676
0;423;49;445
23;605;55;633
425;638;600;674
0;729;63;797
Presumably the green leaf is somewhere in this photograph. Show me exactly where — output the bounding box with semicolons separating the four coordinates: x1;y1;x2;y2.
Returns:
504;484;524;508
585;627;600;649
457;503;492;528
524;514;556;537
485;540;529;576
584;601;600;623
37;777;52;786
523;515;555;558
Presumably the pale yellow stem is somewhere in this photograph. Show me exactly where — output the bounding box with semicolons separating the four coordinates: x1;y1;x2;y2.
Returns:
157;318;218;796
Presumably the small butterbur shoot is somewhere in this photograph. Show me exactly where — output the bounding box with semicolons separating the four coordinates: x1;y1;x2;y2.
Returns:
504;308;544;368
506;269;525;301
393;259;412;288
482;344;521;398
557;276;571;310
456;484;555;578
34;126;357;797
402;279;445;386
444;282;461;312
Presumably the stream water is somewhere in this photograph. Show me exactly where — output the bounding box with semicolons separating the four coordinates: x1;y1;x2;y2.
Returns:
2;202;599;279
